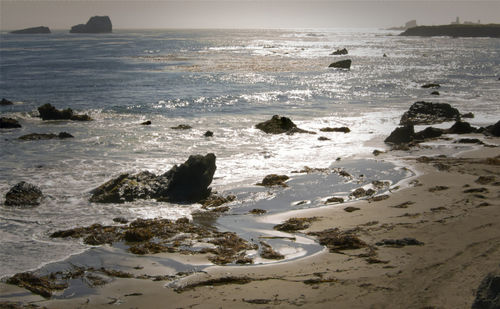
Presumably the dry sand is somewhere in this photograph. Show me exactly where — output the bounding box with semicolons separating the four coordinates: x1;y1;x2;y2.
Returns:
2;143;500;309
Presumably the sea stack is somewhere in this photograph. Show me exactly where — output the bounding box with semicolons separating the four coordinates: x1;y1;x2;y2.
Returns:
10;26;51;34
70;16;112;33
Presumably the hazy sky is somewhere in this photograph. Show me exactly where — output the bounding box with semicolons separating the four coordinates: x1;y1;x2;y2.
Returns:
1;0;499;30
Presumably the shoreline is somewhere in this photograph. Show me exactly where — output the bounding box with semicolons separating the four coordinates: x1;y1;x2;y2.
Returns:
2;141;499;308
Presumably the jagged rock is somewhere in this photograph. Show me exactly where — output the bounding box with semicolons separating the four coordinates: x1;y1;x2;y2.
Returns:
0;117;21;128
38;103;91;121
141;120;151;125
18;132;73;140
414;127;443;140
90;154;216;204
384;125;415;144
255;115;313;135
319;127;350;133
446;120;477;134
331;48;348;55
204;130;214;137
400;101;460;125
484;121;500;137
1;98;13;105
70;16;112;33
421;83;440;88
10;26;51;34
328;59;351;69
472;272;500;309
4;181;43;207
256;174;289;187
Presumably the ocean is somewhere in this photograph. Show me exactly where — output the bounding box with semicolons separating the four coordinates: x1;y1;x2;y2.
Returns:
1;28;499;279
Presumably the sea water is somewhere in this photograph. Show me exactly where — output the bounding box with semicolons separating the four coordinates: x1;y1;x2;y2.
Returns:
1;28;499;278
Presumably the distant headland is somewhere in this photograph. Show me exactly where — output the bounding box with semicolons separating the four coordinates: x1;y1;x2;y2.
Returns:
70;16;112;33
400;24;500;38
9;26;51;34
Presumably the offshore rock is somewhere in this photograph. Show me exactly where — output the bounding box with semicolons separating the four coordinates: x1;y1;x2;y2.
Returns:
484;121;500;137
320;127;350;133
421;83;440;89
70;16;112;33
256;174;289;187
18;132;74;140
472;272;500;309
90;154;216;204
10;26;51;34
38;103;92;121
331;48;348;55
384;125;415;144
1;98;14;105
400;24;500;38
4;181;43;207
400;101;460;125
255;115;313;135
446;120;477;134
414;127;444;140
0;117;21;128
328;59;351;69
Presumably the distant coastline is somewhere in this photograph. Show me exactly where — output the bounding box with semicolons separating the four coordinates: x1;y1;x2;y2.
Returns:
400;24;500;38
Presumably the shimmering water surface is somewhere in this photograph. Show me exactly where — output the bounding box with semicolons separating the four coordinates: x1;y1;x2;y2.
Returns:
1;29;499;277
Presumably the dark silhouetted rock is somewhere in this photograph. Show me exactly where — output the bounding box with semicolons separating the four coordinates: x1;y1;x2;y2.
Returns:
400;24;500;38
331;48;348;55
1;98;13;105
320;127;350;133
446;120;477;134
325;197;344;204
141;120;152;125
257;174;289;187
90;154;216;204
384;125;415;144
70;16;112;33
0;117;21;128
472;272;500;309
400;101;460;125
58;132;74;139
431;91;440;95
462;112;474;119
37;103;91;121
171;124;192;130
383;53;388;57
4;181;43;207
328;59;351;69
454;138;483;145
484;121;500;137
421;83;440;89
255;115;313;135
318;136;330;141
204;130;214;137
414;127;444;140
18;132;73;140
10;26;51;34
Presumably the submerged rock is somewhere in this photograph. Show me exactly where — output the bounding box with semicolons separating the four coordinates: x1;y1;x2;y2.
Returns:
431;91;440;95
38;103;91;121
0;117;21;128
319;126;350;133
384;125;415;144
18;132;74;140
90;153;216;204
4;181;43;207
1;98;13;105
255;115;313;135
421;83;440;89
328;59;351;69
140;120;152;125
171;124;192;130
472;272;500;309
331;48;348;55
204;130;214;137
10;26;51;34
70;16;112;33
400;101;460;125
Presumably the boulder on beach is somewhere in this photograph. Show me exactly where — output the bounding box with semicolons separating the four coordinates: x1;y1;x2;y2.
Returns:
1;98;14;106
90;153;216;204
400;101;460;125
484;120;500;137
255;115;313;135
384;125;415;144
10;26;51;34
328;59;351;69
256;174;289;187
38;103;91;121
0;117;21;128
472;272;500;309
331;48;348;55
4;181;43;207
18;132;74;140
70;16;112;33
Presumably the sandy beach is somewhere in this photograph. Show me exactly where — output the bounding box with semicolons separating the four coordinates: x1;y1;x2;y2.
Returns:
2;136;499;308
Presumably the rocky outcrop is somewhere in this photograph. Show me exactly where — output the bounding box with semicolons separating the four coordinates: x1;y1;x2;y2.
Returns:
140;120;151;125
4;182;43;206
10;26;51;34
90;153;216;204
38;103;91;121
256;174;289;187
400;24;500;38
446;120;477;134
328;59;351;69
0;117;21;128
331;48;348;55
1;98;13;105
414;127;443;140
421;83;440;88
384;125;415;144
70;16;112;33
484;121;500;137
472;272;500;309
18;132;73;140
320;127;350;133
204;130;214;137
400;101;460;125
255;115;313;135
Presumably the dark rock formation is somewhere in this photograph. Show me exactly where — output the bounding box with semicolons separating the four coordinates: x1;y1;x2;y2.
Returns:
446;120;477;134
431;91;440;95
0;117;21;128
400;101;460;125
255;115;313;135
325;197;344;204
414;127;444;140
18;132;74;140
38;104;91;121
472;272;500;309
70;16;112;33
328;59;351;69
318;136;330;141
10;26;51;34
331;48;348;55
384;125;415;144
6;272;66;298
421;83;440;89
462;112;474;119
376;238;424;247
171;124;192;130
256;174;289;187
484;121;500;137
141;120;151;125
320;127;350;133
400;24;500;38
90;153;216;204
4;181;43;206
1;98;13;105
204;130;214;137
